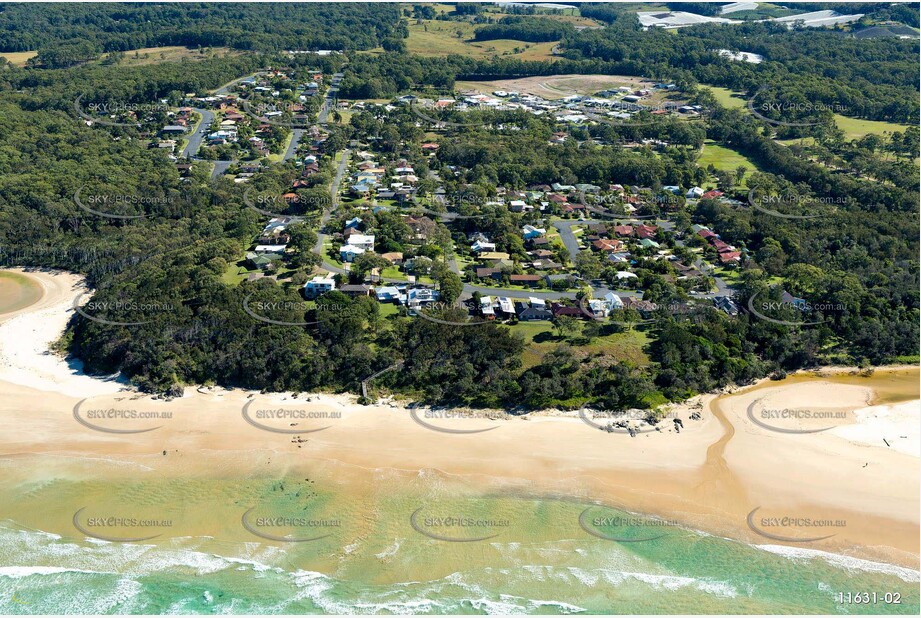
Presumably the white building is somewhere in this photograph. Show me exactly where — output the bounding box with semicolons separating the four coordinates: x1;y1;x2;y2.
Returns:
604;292;624;311
340;245;366;262
347;234;375;251
304;275;336;299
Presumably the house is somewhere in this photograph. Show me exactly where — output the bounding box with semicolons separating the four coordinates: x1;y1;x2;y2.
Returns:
304;275;336;299
509;200;532;213
588;299;608;318
375;286;402;302
545;273;576;287
635;224;658;239
615;271;638;281
340;245;366;262
479;251;510;262
522;225;545;240
347;234;375;251
478;296;495;319
160;125;188;134
718;250;742;265
551;304;583;318
639;238;660;249
782;291;808;310
613;225;634;237
339;284;372;297
380;252;404;265
476;267;501;280
532;259;563;270
515;301;553;321
471;240;496;253
510;274;541;287
496;297;516;316
592;239;624;252
254;244;288;253
406;287;439;310
686;187;704;199
715;296;739;316
345;217;363;229
604;292;624;311
246;251;282;270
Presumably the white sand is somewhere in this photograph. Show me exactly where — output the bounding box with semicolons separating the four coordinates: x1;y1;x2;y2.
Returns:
0;268;127;397
832;401;921;457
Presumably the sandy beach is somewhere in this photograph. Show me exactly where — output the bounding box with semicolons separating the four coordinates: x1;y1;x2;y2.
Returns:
1;268;918;571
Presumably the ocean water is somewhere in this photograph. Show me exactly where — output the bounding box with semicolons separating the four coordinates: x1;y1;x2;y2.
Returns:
0;472;918;615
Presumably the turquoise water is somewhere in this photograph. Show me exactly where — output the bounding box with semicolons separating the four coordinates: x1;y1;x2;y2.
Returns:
1;509;918;615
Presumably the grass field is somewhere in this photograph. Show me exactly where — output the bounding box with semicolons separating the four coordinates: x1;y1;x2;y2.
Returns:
115;46;238;66
698;140;760;185
407;19;558;60
705;86;747;110
0;50;36;67
832;114;913;140
514;321;651;370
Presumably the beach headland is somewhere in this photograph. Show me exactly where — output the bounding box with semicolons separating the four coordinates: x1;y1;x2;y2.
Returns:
1;268;918;573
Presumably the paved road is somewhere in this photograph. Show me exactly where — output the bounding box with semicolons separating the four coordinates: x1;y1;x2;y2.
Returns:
181;108;213;158
314;149;351;274
283;128;305;162
552;217;675;262
215;73;260;95
211;160;234;180
318;72;343;126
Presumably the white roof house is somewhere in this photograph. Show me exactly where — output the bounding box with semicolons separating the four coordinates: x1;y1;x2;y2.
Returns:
604;292;624;310
340;245;366;262
471;241;496;253
347;234;375;251
304;275;336;299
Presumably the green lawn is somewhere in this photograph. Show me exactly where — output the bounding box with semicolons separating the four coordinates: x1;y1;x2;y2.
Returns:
698;140;760;185
832;114;913;140
705;86;747;110
511;321;651;370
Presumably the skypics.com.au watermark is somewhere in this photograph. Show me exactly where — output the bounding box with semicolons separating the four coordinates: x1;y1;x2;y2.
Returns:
408;405;508;435
746;189;846;220
746;506;845;543
409;299;492;328
242;296;357;327
241;100;313;129
72;507;173;543
243;187;327;219
747;86;848;128
579;505;680;542
746;290;848;327
74;95;170;128
74;186;175;220
241;400;341;434
73;293;176;327
746;399;852;435
410;506;510;542
241;507;340;542
72;399;173;434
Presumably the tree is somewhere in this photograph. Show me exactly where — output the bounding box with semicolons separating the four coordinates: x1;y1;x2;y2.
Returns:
552;314;578;339
436;271;463;306
350;253;389;283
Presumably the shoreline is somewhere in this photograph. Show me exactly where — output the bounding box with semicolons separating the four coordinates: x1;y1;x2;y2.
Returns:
1;267;918;572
